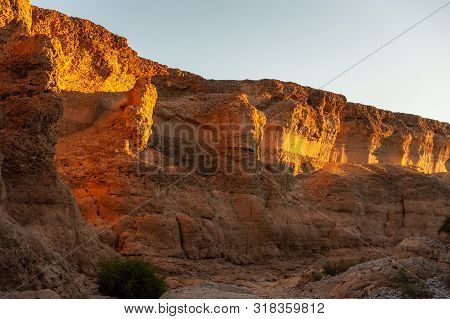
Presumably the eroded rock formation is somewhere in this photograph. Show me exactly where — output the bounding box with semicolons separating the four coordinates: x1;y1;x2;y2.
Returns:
333;103;449;174
151;77;347;175
30;6;170;93
54;73;450;263
0;0;116;296
1;0;449;298
24;2;447;262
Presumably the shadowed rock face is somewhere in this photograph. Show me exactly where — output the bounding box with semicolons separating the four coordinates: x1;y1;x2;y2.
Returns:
1;0;449;296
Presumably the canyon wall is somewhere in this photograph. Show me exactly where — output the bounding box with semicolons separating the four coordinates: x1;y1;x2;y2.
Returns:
55;72;450;263
151;76;347;175
1;0;449;273
25;4;448;262
27;4;448;174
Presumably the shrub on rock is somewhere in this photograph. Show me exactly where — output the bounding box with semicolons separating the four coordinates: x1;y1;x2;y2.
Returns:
321;259;360;276
98;260;166;299
393;269;432;299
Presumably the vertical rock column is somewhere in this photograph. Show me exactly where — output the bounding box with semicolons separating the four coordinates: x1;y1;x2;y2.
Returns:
0;0;116;294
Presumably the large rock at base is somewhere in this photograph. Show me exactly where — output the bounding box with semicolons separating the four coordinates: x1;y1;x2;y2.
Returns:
394;237;449;263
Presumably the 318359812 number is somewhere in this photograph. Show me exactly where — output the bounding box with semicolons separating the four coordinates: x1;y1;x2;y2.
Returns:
253;302;325;314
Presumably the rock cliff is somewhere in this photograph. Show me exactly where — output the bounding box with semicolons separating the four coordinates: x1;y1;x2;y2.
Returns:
27;5;448;175
25;2;448;261
54;70;450;263
334;103;449;174
30;6;170;93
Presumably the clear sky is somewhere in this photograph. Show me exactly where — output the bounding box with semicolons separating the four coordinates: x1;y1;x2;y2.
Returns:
31;0;450;122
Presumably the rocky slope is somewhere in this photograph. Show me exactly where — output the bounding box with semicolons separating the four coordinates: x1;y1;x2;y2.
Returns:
1;0;449;298
161;237;449;299
289;237;449;298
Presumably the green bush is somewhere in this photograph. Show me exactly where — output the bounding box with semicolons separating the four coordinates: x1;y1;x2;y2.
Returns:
321;259;360;276
97;260;167;299
393;270;432;299
438;216;450;235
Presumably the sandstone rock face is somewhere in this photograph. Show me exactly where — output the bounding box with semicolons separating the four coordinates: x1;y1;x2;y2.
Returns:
333;103;449;173
55;77;158;225
151;76;346;174
0;0;116;296
47;23;449;264
28;6;192;140
29;4;448;174
0;0;32;31
29;4;446;175
30;7;170;93
57;109;450;263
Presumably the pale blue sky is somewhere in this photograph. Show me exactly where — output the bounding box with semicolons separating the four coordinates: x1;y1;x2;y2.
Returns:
31;0;450;122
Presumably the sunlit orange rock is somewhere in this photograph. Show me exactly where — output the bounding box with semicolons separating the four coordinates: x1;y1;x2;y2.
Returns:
30;7;170;92
333;103;449;173
0;0;32;31
54;70;449;262
55;77;158;235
